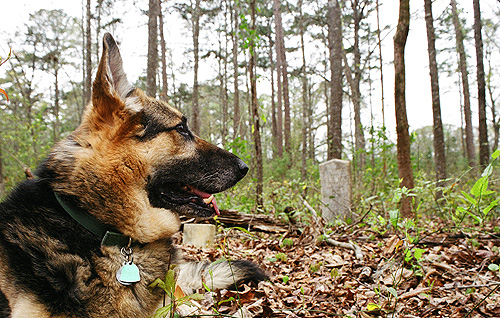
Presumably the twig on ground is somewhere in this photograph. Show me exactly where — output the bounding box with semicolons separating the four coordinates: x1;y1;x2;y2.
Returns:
300;196;364;260
324;237;364;260
437;282;500;290
464;282;500;318
343;205;373;232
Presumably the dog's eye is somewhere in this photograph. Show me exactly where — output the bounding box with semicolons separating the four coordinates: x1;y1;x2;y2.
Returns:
175;123;190;137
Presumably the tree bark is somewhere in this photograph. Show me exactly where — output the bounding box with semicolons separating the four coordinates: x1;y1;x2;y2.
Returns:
159;0;168;102
191;0;201;135
486;56;499;151
268;32;279;159
299;0;308;181
273;0;291;156
394;0;414;218
84;0;92;106
272;0;286;158
147;0;159;98
249;0;263;207
351;0;366;169
473;0;489;166
376;0;385;127
53;67;60;142
451;0;475;167
220;0;229;146
95;0;103;63
327;0;343;160
424;0;446;188
231;1;240;141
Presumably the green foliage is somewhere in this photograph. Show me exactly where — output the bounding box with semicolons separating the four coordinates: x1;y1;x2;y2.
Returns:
149;266;204;318
0;111;53;193
454;150;500;226
280;238;294;248
309;262;323;273
275;252;287;262
282;275;290;284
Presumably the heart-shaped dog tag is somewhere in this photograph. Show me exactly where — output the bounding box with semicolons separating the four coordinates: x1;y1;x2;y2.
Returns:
116;263;140;285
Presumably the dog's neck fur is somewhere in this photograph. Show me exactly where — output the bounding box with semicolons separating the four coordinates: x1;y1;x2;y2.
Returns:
54;191;131;247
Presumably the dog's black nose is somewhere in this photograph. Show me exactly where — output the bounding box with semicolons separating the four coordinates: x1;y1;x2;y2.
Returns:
237;159;249;177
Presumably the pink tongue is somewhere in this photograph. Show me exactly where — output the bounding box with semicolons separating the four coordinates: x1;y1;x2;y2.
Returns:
190;187;220;216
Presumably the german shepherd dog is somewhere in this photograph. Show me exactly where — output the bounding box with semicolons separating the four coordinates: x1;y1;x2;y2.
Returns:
0;33;266;317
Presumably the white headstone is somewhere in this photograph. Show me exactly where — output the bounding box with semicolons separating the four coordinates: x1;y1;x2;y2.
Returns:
319;159;352;222
183;224;216;248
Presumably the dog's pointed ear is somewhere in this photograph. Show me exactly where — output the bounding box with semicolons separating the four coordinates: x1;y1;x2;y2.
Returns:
91;33;133;123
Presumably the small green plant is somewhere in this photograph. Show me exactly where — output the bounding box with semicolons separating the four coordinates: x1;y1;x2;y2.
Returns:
404;247;425;276
282;275;290;284
488;263;500;273
275;252;287;262
280;238;294;248
149;266;204;318
309;262;323;273
456;150;500;226
330;268;339;279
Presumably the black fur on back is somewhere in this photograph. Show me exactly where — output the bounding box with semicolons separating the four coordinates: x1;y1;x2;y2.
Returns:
0;176;101;317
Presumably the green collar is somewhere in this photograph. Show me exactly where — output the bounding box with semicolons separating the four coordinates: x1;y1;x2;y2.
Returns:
54;192;131;247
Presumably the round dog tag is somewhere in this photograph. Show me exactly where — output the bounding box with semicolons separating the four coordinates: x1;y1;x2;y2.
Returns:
116;263;140;285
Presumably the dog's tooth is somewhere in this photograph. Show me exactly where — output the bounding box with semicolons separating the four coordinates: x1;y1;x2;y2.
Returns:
203;195;214;205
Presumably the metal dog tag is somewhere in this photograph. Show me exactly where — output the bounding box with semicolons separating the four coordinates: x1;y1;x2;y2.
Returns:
116;262;140;285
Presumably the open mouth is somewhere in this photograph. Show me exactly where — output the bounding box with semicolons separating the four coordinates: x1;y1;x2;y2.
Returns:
148;182;221;218
185;185;220;216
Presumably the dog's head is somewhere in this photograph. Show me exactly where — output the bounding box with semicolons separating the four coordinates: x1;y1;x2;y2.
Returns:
44;33;247;243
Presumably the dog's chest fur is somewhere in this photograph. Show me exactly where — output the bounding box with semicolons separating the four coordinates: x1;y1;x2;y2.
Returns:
0;178;176;317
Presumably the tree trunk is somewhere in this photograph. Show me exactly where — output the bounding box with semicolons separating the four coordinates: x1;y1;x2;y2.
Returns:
473;0;489;166
268;32;279;159
308;82;315;160
394;0;414;218
95;0;103;63
351;0;365;170
85;0;92;106
273;0;291;156
274;46;284;158
327;0;343;160
487;56;499;151
376;0;385;127
191;0;201;135
242;53;250;142
53;67;60;142
272;0;286;158
231;1;240;141
159;1;168;102
299;0;308;181
424;0;446;189
248;0;262;207
147;0;159;98
221;0;229;146
451;0;475;167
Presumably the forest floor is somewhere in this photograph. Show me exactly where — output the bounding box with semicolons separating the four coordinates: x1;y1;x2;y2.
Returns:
173;218;500;318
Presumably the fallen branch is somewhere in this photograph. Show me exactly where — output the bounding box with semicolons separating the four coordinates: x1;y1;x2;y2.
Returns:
300;196;364;260
324;237;364;260
182;209;288;233
437;282;500;290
